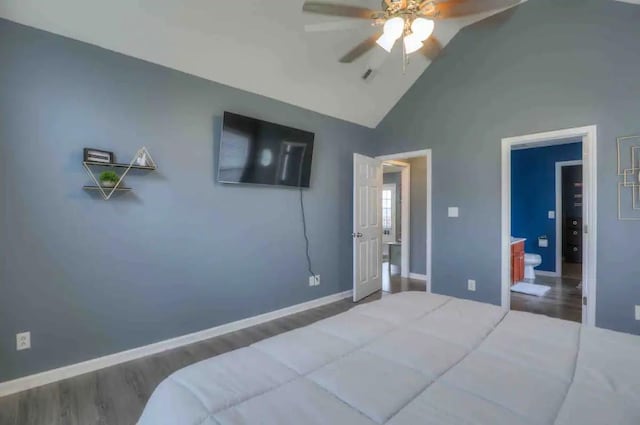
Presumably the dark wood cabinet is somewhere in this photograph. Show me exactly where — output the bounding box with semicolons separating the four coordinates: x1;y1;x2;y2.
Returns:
562;165;583;265
511;241;525;284
565;217;582;263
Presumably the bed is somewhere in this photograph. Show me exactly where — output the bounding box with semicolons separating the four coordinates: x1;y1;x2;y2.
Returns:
137;292;640;425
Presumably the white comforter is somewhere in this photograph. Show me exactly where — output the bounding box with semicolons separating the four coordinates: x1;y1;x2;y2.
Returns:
137;292;640;425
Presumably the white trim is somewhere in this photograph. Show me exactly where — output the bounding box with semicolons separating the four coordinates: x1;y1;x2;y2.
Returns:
0;290;352;397
409;272;428;281
501;125;597;326
377;149;432;292
535;270;559;277
426;151;432;292
401;164;411;278
555;160;583;278
379;149;432;159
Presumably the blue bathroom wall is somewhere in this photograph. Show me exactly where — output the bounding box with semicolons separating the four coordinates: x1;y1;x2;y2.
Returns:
511;142;582;273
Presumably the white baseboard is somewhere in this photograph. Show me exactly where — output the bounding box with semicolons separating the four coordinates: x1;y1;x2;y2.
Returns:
0;290;352;397
409;273;428;281
535;270;559;277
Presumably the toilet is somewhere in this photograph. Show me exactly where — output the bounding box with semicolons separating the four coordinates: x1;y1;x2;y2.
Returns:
524;253;542;280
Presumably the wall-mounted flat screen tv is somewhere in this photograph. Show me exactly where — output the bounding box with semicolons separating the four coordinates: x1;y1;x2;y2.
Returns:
217;112;315;188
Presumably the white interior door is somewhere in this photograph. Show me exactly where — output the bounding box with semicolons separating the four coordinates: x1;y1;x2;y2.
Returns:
353;153;382;302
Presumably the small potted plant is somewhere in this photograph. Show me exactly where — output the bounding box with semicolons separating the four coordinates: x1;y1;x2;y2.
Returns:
99;171;119;188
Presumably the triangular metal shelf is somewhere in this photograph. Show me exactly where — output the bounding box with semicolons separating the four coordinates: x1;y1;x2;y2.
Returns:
82;147;156;200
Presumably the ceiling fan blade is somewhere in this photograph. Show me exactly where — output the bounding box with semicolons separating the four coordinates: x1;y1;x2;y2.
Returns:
420;36;442;61
339;32;382;63
302;2;381;19
305;20;371;32
433;0;521;19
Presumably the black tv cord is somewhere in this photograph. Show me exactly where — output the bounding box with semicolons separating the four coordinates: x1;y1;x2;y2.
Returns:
299;186;316;277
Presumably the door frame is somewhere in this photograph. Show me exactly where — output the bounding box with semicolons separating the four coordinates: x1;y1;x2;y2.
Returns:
376;149;432;292
501;126;597;326
555;160;583;279
382;161;410;278
382;183;398;243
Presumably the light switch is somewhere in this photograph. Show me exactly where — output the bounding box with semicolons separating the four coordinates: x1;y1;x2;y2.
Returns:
548;211;555;219
635;305;640;321
448;207;459;218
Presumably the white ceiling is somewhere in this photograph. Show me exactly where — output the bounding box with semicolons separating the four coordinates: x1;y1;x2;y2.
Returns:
1;0;530;127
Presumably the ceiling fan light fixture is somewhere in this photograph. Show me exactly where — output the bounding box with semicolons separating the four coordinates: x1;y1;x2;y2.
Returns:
376;33;396;52
382;16;404;40
411;17;434;41
403;33;424;54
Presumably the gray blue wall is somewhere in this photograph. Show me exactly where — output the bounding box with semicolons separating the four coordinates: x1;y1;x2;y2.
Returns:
3;0;640;383
0;19;375;382
511;142;582;272
375;0;640;334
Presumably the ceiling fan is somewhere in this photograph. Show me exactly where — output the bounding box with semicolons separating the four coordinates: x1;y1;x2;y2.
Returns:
303;0;520;75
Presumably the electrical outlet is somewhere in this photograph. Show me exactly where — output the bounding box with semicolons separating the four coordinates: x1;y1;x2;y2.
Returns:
548;211;555;219
635;305;640;321
16;331;31;351
309;275;321;287
467;279;476;292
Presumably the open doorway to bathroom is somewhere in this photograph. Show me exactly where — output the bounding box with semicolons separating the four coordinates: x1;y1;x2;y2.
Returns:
502;126;597;326
378;150;431;294
509;141;583;322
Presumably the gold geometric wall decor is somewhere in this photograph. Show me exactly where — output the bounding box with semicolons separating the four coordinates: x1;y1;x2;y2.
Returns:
617;135;640;220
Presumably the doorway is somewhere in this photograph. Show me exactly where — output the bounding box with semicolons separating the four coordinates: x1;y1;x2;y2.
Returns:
381;161;412;293
352;149;432;302
509;143;583;322
501;126;597;326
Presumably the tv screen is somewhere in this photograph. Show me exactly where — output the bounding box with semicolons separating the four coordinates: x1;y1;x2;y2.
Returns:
217;112;315;188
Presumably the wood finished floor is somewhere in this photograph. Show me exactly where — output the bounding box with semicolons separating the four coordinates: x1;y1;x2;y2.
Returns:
0;271;425;425
510;268;583;323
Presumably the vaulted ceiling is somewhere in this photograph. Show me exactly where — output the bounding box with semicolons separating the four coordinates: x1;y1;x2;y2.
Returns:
2;1;633;127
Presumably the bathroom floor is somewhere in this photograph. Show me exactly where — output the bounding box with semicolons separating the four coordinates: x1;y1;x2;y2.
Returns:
562;262;582;279
510;274;582;323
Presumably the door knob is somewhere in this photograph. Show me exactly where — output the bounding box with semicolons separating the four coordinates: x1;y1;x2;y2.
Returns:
352;232;363;238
